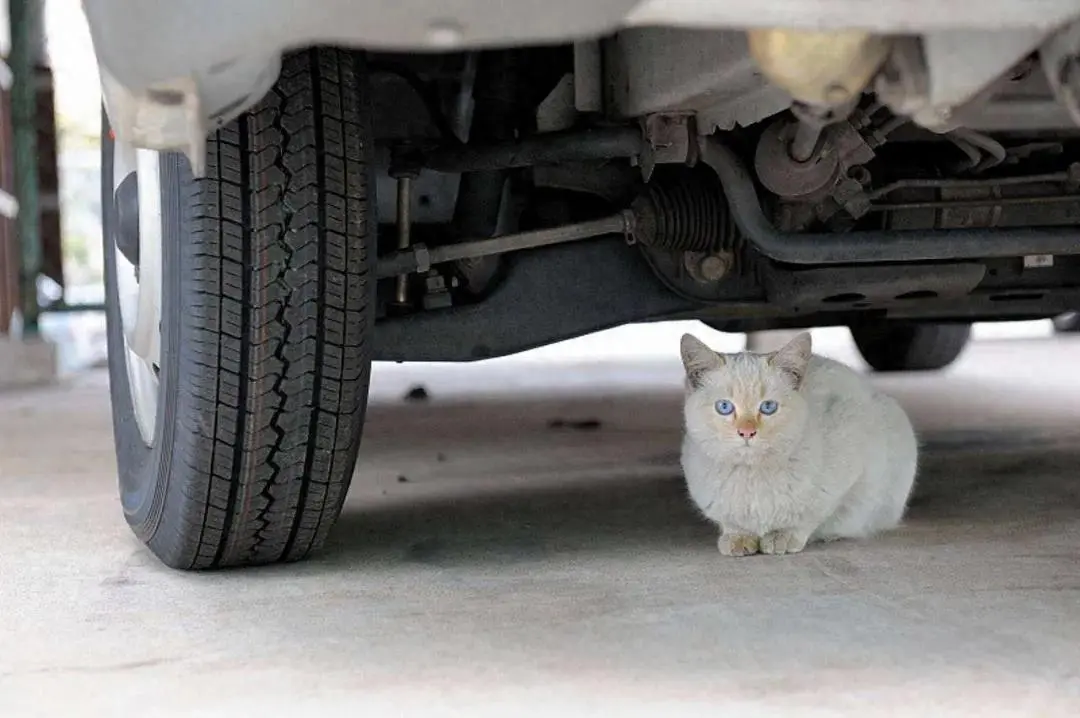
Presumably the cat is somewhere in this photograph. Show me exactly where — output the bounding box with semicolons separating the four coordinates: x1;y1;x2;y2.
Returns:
679;331;917;557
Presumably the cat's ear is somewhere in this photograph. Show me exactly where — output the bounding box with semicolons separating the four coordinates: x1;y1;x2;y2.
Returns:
769;332;812;388
681;334;723;388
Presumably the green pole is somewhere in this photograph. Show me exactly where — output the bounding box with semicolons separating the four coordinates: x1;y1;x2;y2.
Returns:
9;0;42;337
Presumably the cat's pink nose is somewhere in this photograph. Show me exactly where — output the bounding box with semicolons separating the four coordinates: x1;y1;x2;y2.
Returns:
737;426;757;440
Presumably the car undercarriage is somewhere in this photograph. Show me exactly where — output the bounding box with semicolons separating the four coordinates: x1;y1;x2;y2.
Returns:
84;7;1080;360
361;33;1080;360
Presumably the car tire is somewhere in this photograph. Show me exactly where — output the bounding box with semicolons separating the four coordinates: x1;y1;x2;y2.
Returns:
103;49;375;569
850;322;971;372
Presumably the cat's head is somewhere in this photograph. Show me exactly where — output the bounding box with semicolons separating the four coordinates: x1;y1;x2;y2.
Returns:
680;332;813;459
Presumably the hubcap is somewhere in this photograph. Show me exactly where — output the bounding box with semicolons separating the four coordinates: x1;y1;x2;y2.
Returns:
112;139;163;445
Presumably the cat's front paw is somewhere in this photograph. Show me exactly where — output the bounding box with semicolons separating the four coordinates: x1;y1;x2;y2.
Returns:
760;530;808;556
718;533;760;557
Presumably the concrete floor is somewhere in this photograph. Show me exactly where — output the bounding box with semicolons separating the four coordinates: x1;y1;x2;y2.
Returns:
3;328;1080;716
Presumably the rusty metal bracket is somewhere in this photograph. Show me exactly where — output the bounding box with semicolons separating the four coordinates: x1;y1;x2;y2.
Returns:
638;113;696;181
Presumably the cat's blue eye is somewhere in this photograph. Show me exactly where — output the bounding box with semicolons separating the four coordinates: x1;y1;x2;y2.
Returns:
759;400;779;416
715;399;735;416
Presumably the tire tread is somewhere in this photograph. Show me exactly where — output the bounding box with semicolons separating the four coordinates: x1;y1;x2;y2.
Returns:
160;48;370;568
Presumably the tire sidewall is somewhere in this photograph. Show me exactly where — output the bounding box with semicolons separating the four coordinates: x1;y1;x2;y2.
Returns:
102;115;184;541
851;321;970;372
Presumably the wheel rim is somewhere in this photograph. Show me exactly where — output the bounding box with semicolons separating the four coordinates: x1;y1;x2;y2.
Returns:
112;139;163;446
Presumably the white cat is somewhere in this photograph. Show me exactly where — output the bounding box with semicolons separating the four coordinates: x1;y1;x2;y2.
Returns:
679;332;917;557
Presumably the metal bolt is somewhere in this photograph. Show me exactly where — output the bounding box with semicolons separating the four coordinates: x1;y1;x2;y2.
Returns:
789;120;824;163
698;254;730;282
847;166;872;186
394;174;414;305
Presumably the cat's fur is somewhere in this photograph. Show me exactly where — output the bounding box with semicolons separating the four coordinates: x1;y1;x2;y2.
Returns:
679;332;917;556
